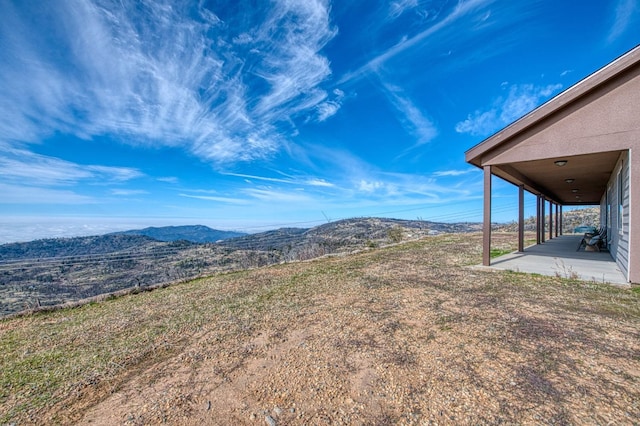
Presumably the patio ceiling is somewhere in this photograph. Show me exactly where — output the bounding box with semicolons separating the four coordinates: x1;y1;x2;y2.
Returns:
490;150;624;205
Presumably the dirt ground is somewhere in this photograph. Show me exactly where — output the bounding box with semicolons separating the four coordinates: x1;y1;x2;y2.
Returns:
4;234;639;425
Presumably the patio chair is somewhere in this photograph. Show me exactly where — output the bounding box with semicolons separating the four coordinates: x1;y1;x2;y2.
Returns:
584;229;607;252
584;226;604;239
576;227;606;251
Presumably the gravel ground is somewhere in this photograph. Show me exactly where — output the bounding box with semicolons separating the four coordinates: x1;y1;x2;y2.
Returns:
2;233;639;425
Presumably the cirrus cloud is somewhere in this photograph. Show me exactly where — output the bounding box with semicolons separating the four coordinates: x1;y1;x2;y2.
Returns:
0;0;338;165
455;83;562;136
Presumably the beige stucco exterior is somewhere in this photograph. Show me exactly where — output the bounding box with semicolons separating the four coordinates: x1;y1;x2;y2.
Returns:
466;45;640;284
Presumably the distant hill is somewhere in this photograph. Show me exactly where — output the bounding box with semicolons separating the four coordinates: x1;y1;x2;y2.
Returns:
562;207;600;231
112;225;246;243
0;234;160;261
495;206;600;233
216;227;308;251
219;218;482;258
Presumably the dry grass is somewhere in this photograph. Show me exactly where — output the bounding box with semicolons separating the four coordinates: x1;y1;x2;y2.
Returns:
1;233;639;425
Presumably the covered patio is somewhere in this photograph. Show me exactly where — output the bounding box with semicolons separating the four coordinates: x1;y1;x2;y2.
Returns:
465;45;640;285
488;234;627;285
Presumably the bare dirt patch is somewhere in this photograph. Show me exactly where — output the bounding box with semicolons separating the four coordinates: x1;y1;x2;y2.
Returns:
2;233;639;425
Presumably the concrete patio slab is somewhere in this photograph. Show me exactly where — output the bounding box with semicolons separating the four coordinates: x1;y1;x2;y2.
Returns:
478;235;628;285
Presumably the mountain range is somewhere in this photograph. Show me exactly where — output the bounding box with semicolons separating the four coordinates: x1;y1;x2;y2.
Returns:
111;225;246;243
0;217;481;316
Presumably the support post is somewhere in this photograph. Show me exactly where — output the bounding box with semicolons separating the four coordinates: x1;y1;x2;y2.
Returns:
483;166;492;266
549;200;553;240
555;204;559;237
518;185;524;252
560;205;563;235
541;197;546;243
536;195;541;244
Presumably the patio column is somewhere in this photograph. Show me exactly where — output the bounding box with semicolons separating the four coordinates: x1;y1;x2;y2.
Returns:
536;195;542;244
540;195;547;243
555;204;559;237
548;200;553;240
559;205;563;235
518;185;524;252
483;165;492;266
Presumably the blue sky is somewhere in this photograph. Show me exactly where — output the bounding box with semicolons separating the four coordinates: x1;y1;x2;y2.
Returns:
0;0;639;242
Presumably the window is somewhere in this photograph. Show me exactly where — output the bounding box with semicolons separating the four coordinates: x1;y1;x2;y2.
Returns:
606;185;611;239
617;164;624;234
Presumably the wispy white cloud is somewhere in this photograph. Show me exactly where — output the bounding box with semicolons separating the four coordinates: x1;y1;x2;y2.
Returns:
455;110;498;137
338;0;492;84
315;89;345;122
315;101;341;122
358;180;385;193
607;0;638;43
186;146;473;210
110;189;149;196
388;0;419;20
222;172;294;185
157;176;179;184
381;82;438;145
376;171;468;199
0;155;91;186
232;33;253;45
222;171;334;187
179;193;251;204
455;83;562;136
0;0;337;165
86;165;144;182
305;178;334;187
291;141;469;202
242;187;315;203
342;163;476;203
500;84;562;123
251;1;337;122
433;169;479;177
179;183;318;207
0;144;143;186
0;141;143;208
0;183;94;204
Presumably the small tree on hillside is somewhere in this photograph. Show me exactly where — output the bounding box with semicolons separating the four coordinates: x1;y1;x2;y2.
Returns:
387;226;404;243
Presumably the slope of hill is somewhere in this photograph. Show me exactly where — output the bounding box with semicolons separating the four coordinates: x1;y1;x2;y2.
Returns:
217;227;308;251
306;217;481;241
112;225;246;243
562;206;600;231
1;233;637;425
219;218;482;256
496;206;600;232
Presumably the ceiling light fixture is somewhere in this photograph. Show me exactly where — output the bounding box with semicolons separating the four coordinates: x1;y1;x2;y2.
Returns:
565;178;575;183
572;189;579;193
554;160;568;166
